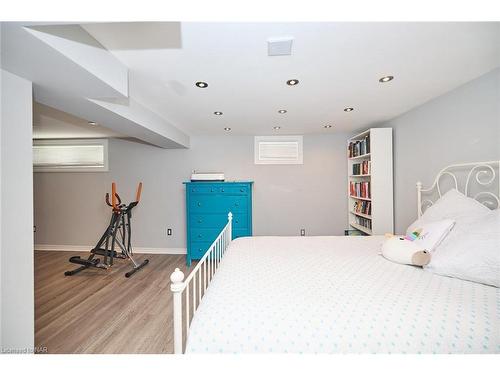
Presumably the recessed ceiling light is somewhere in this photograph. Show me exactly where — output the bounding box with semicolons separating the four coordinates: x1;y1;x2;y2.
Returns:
88;121;98;126
214;111;223;115
286;79;299;86
273;126;281;130
324;125;332;128
379;75;394;83
224;127;231;131
195;81;208;88
278;109;287;114
344;107;354;112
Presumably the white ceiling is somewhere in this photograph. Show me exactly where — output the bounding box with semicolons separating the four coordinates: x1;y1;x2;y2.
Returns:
83;22;500;136
33;102;124;139
1;22;189;148
82;22;182;50
3;22;500;141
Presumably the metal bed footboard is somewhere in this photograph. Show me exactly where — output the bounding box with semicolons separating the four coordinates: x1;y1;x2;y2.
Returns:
170;212;233;354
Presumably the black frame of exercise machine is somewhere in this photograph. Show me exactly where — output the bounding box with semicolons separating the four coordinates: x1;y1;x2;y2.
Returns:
64;182;149;278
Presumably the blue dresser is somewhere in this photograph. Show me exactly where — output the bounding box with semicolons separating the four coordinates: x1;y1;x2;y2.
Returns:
184;181;253;266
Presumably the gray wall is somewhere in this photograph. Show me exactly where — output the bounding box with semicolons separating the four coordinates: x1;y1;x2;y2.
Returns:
380;68;500;233
1;70;34;350
33;68;500;249
34;134;349;249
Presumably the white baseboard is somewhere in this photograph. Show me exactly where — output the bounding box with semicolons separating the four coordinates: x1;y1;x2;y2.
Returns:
34;244;186;255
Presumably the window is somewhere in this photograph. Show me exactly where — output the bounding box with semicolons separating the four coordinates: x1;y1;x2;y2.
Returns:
254;135;303;164
33;139;108;172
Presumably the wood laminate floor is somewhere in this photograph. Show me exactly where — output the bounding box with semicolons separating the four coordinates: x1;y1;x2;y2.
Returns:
35;250;190;354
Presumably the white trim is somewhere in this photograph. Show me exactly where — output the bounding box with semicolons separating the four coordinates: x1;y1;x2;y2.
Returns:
34;244;186;255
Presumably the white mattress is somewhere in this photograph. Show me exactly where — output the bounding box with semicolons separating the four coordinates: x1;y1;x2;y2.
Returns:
186;236;500;354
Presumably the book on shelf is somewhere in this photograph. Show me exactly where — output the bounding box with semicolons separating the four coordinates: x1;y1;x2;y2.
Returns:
353;200;371;216
348;134;370;158
349;181;371;199
352;160;371;175
354;216;372;230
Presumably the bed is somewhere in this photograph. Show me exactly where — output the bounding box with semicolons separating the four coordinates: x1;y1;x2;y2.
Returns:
170;161;500;354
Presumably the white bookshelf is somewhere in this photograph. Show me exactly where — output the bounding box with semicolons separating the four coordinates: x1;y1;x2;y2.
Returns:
347;128;393;235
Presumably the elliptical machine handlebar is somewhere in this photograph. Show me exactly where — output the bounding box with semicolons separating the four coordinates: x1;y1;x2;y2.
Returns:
112;182;118;211
126;182;143;210
135;182;143;203
105;182;143;211
105;191;122;207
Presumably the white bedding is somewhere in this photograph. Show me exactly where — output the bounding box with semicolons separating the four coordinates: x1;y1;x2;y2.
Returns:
186;236;499;354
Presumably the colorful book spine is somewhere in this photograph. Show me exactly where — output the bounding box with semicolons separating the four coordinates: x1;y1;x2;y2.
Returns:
353;201;372;215
352;160;371;175
348;135;371;158
349;181;371;198
354;216;372;229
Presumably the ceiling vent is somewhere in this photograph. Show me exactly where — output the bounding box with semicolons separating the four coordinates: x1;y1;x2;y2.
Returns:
267;37;294;56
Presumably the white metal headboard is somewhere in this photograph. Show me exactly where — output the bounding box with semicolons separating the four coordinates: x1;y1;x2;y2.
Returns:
417;160;500;218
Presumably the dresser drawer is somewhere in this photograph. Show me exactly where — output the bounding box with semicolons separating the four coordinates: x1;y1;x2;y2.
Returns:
192;227;250;243
215;185;249;195
189;186;218;194
189;228;250;259
189;242;212;260
190;228;221;243
190;213;248;229
190;196;248;213
188;185;249;195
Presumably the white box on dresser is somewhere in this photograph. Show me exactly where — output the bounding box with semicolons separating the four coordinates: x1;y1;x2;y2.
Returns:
347;128;393;235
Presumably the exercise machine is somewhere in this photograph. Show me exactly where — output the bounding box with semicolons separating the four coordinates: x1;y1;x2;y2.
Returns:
64;182;149;278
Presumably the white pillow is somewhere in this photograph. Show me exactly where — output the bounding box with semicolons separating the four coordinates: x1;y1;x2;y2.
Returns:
407;219;456;252
406;188;490;236
425;209;500;287
381;236;431;266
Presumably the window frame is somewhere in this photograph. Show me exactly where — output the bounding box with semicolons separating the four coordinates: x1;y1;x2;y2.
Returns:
33;139;109;172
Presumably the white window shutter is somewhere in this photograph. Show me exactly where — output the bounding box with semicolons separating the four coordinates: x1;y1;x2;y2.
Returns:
254;136;303;164
33;139;109;172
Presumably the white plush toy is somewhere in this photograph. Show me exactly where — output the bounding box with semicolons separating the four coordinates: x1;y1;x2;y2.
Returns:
381;234;431;267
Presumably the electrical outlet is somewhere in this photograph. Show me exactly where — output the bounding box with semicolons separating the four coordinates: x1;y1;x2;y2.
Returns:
34;225;36;233
300;229;305;236
167;228;172;236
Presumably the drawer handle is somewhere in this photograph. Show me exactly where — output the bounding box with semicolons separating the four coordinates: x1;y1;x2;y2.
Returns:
240;188;244;192
235;203;239;207
192;188;196;192
211;188;214;192
221;188;225;192
197;202;202;206
235;220;239;224
198;234;202;238
198;219;203;223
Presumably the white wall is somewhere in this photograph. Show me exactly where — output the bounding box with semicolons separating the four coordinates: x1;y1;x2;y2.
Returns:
34;133;349;250
0;69;34;350
379;68;500;233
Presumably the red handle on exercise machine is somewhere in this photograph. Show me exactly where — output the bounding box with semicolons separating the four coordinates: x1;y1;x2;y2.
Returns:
135;182;143;203
112;182;118;210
